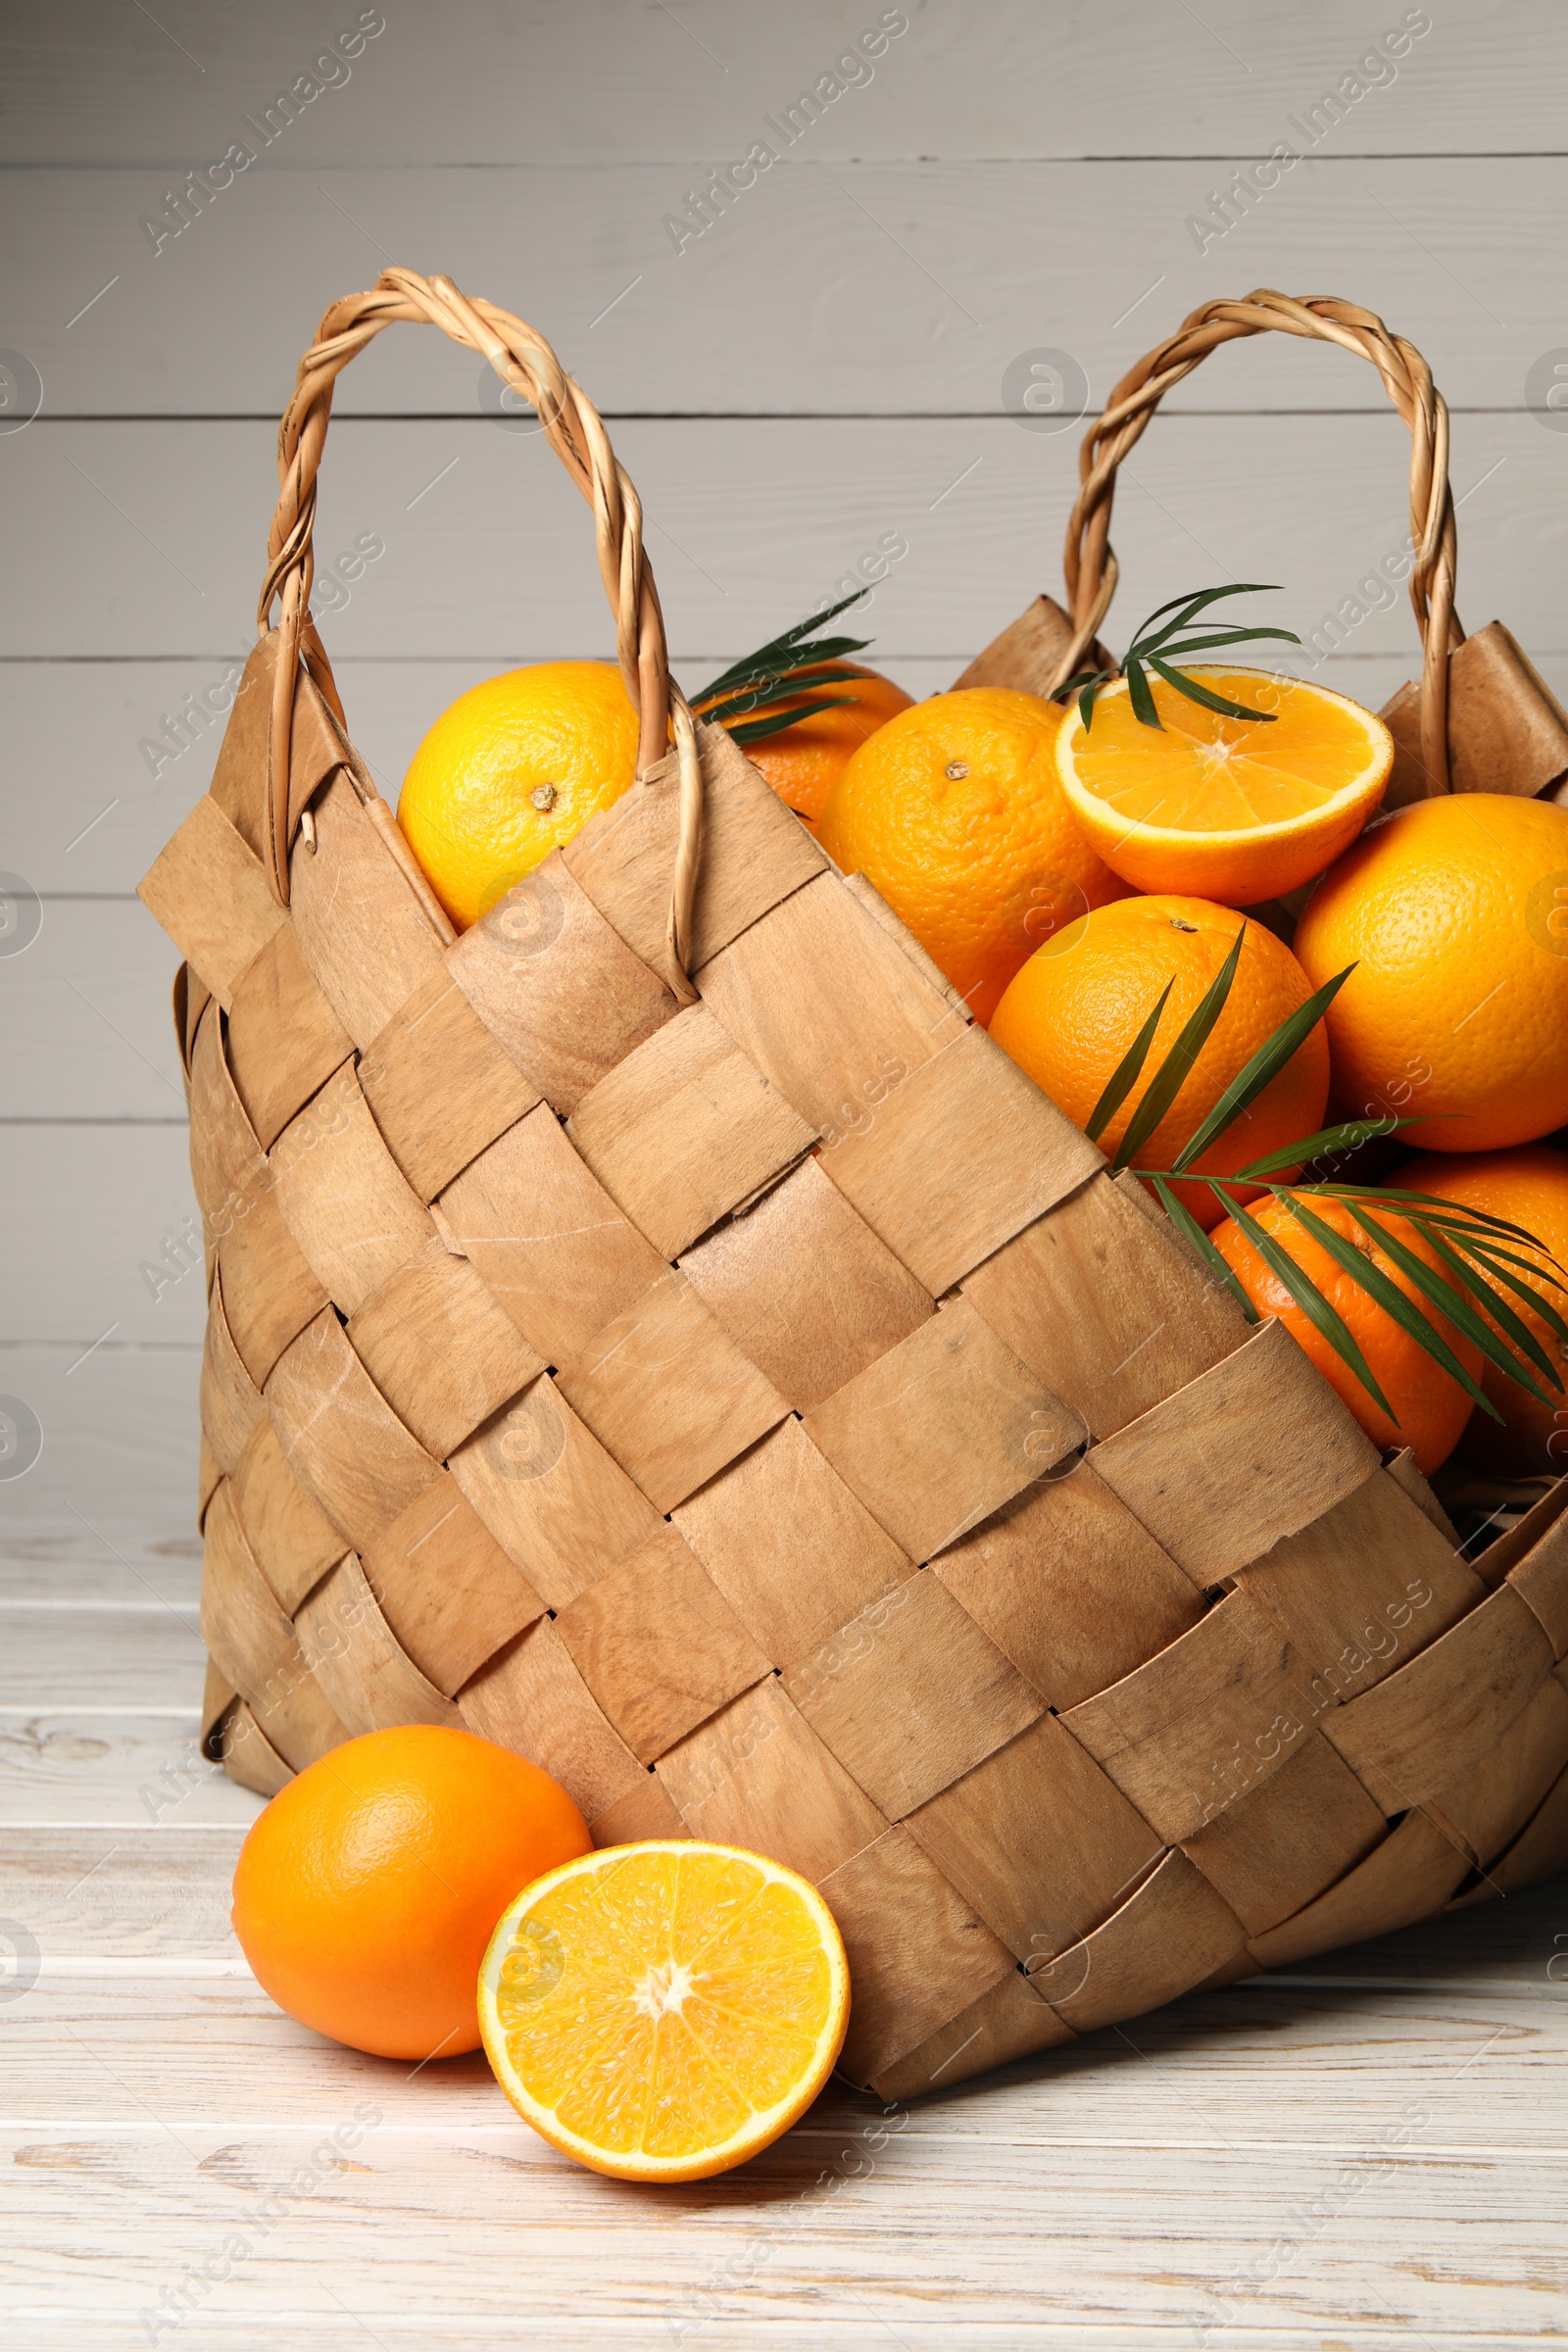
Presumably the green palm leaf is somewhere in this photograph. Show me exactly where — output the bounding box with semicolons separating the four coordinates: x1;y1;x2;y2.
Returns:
1340;1199;1557;1413
1409;1218;1565;1395
1230;1115;1414;1181
1112;925;1247;1170
1353;1186;1568;1267
1124;658;1161;729
1150;1177;1257;1320
1443;1235;1568;1348
1085;979;1174;1144
1168;963;1354;1176
699;661;877;726
1224;1189;1396;1421
1063;582;1302;727
1275;1193;1494;1419
691;590;886;742
1145;655;1280;724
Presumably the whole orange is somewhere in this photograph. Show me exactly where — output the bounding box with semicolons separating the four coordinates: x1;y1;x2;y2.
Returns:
230;1726;591;2062
1211;1192;1485;1473
1294;793;1568;1152
1398;1144;1568;1476
712;662;914;829
817;686;1130;1025
398;661;640;931
991;895;1330;1229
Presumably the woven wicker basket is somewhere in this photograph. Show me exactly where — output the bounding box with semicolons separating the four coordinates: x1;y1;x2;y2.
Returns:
140;274;1568;2099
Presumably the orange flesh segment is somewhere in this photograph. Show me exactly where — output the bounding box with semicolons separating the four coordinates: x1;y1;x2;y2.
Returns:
486;1845;843;2171
1070;667;1381;829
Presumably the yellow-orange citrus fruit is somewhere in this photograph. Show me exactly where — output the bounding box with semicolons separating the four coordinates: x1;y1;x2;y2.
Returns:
478;1840;850;2182
1054;665;1392;905
818;686;1131;1024
1399;1144;1568;1476
231;1726;591;2062
1211;1192;1485;1473
713;661;914;829
1295;793;1568;1152
991;895;1330;1228
398;661;640;930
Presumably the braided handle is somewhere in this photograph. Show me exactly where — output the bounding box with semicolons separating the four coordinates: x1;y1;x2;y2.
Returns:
260;269;703;974
1054;289;1463;792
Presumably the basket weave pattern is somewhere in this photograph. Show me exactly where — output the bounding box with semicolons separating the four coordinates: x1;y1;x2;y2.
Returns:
140;277;1568;2098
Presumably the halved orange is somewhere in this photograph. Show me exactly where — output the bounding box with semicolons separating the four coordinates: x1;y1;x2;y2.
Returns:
1054;664;1393;906
477;1840;850;2182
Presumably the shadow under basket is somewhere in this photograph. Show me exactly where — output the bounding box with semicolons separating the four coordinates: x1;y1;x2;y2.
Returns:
140;272;1568;2100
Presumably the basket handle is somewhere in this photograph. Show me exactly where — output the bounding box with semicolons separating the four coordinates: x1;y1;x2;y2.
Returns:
258;268;703;974
1053;289;1464;792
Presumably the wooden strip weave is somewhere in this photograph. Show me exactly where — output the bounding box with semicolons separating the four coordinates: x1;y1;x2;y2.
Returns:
141;278;1568;2100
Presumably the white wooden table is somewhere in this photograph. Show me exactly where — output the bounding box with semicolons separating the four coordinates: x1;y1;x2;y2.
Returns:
7;5;1568;2340
3;1532;1565;2349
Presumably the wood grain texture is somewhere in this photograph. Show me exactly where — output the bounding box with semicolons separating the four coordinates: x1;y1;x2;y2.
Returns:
697;870;963;1138
655;1675;886;1886
932;1463;1204;1711
263;1308;442;1546
13;10;1568;2333
457;1617;644;1829
10;414;1557;671
229;1415;346;1617
437;1102;668;1372
822;1027;1101;1296
803;1298;1082;1563
10;4;1568;168
345;1236;544;1460
1180;1730;1389;1937
869;1965;1075;2105
1324;1583;1557;1813
1238;1466;1488;1708
16;652;1540;901
678;1156;934;1414
445;1376;662;1611
215;1169;329;1394
961;1170;1251;1440
1249;1810;1474;1969
447;853;676;1115
1507;1500;1568;1657
198;1269;264;1476
6;1560;1568;2348
292;1551;464;1737
222;920;354;1155
566;1003;816;1261
1028;1847;1248;2034
554;1270;790;1514
1087;1318;1381;1585
360;970;542;1203
564;718;826;980
134;791;283;1012
783;1571;1044;1820
1064;1589;1318;1845
906;1713;1163;1964
198;1482;348;1771
819;1825;1016;2085
1424;1672;1568;1870
287;768;450;1051
14;156;1568;416
553;1523;771;1765
269;1059;436;1317
359;1476;544;1699
671;1415;911;1671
